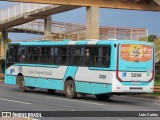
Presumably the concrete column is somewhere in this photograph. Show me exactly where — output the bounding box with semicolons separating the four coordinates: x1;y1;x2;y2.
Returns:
86;6;99;39
44;15;52;38
1;30;8;59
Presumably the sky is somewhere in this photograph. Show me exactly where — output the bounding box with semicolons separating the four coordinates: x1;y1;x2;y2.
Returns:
0;1;160;41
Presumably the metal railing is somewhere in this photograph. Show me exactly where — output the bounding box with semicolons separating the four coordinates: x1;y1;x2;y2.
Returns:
13;20;148;41
0;3;54;23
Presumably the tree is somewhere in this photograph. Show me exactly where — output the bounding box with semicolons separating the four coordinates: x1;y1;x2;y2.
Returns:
148;34;157;42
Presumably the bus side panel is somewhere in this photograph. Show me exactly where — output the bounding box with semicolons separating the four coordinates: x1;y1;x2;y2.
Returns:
75;67;113;94
75;81;112;94
6;65;68;90
63;66;78;81
25;77;64;90
33;77;64;90
5;75;17;85
25;77;35;87
63;66;78;84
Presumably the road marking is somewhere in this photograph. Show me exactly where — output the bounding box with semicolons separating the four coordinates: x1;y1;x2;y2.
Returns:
0;98;31;105
46;96;104;106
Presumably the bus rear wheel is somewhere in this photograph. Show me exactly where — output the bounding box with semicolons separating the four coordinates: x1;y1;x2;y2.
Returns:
65;80;77;99
17;76;27;92
95;94;111;100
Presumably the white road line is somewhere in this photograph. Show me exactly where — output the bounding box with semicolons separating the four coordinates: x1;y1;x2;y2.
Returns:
46;96;104;106
0;98;31;105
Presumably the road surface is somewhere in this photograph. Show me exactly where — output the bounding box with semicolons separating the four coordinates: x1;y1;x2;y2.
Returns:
0;83;160;120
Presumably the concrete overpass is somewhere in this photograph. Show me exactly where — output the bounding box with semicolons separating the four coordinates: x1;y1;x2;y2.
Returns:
2;0;160;40
0;0;160;59
0;3;79;58
4;0;160;11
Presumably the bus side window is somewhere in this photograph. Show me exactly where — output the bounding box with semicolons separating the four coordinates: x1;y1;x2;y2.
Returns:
8;45;18;63
69;47;83;66
29;47;41;63
41;47;51;64
50;47;55;64
102;46;111;68
85;47;99;67
18;47;27;63
54;47;67;65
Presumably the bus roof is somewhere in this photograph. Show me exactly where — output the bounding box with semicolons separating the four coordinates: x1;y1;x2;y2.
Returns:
9;39;154;46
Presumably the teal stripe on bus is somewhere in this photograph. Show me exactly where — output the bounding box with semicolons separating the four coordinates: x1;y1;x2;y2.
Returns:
14;63;59;68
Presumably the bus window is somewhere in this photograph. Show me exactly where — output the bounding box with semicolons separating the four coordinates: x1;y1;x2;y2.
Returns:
85;47;100;67
41;47;51;64
8;45;18;63
18;47;27;63
54;47;67;65
102;46;111;68
69;47;84;66
28;47;41;63
50;47;55;64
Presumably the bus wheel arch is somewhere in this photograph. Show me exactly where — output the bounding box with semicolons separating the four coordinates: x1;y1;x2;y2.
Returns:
64;77;77;99
16;73;27;92
16;73;23;85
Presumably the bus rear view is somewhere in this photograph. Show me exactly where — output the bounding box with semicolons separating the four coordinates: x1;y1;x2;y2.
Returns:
113;42;154;94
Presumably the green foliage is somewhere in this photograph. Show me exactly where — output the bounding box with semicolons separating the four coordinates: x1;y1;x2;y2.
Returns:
0;33;12;43
139;34;157;42
155;80;160;85
148;34;157;42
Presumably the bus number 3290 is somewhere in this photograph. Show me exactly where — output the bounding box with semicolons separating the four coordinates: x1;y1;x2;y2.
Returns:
131;73;142;77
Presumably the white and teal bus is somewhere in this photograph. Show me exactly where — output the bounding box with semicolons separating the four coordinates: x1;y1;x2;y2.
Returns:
5;39;155;99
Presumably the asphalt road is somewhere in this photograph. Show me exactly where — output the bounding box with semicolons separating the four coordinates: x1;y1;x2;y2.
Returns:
0;83;160;120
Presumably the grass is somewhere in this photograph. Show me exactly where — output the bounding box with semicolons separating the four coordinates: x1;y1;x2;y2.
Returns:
152;93;160;96
154;80;160;86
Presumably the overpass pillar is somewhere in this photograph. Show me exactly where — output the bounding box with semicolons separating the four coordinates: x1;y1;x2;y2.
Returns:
1;30;8;59
44;16;52;39
86;7;100;39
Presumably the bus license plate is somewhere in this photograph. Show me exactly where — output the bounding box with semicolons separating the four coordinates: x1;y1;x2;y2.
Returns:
132;81;140;84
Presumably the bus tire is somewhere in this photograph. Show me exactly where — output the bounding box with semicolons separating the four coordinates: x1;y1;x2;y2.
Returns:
17;75;27;92
95;94;111;100
47;89;56;94
65;80;77;99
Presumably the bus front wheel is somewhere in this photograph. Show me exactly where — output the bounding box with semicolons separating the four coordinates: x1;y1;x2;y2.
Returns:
95;94;111;100
17;76;27;92
65;80;77;99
